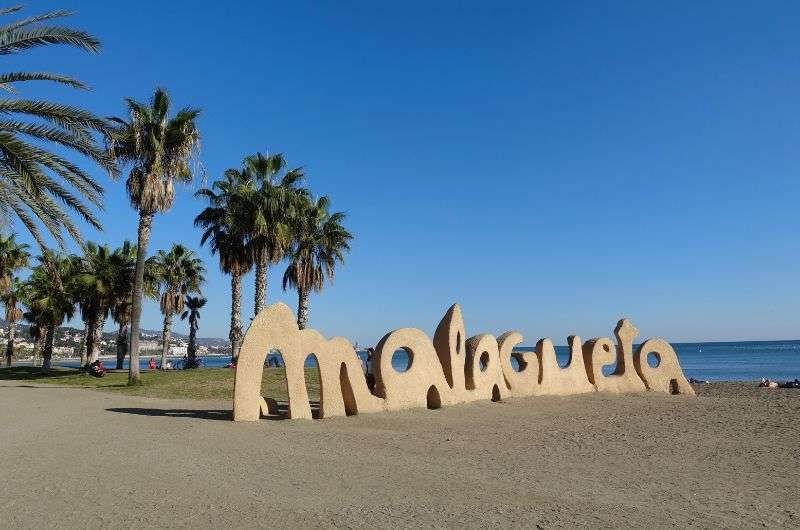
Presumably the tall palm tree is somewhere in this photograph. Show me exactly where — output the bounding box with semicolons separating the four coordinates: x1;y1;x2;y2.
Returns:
181;295;206;369
146;244;204;370
195;169;252;362
25;253;75;372
1;277;26;366
282;196;352;329
107;88;201;383
238;152;306;316
0;6;114;249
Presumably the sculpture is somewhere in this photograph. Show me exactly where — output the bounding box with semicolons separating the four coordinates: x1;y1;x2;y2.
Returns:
232;302;695;421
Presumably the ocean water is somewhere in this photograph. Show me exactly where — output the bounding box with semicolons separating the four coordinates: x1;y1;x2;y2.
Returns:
507;341;800;381
52;340;800;382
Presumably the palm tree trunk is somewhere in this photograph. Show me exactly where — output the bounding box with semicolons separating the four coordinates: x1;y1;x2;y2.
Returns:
89;316;104;364
116;321;129;370
187;321;197;368
229;270;242;363
79;326;88;366
129;212;153;383
160;312;173;370
254;248;268;317
5;322;15;367
31;336;42;367
41;324;55;373
297;288;310;330
85;314;97;365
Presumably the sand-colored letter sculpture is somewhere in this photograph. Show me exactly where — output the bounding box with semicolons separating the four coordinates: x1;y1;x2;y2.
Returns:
232;302;694;421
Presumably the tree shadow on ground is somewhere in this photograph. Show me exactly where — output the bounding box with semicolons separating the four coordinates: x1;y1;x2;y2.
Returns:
0;366;79;380
106;407;232;421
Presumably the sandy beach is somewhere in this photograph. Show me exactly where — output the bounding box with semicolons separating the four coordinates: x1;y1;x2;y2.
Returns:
0;381;797;528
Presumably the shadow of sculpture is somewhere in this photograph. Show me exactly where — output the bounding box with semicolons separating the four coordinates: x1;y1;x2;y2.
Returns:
106;407;232;421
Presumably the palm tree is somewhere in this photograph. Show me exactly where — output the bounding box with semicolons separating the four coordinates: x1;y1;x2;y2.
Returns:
108;241;137;369
146;244;204;369
110;297;131;370
238;152;306;316
107;88;201;383
181;295;206;369
25;253;75;372
0;233;30;290
195;169;252;362
282;195;352;329
0;6;114;249
1;277;26;366
0;233;30;365
72;243;117;365
72;241;137;368
0;234;31;366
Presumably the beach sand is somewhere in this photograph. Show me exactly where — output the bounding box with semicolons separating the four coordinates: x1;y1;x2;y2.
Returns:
0;381;797;528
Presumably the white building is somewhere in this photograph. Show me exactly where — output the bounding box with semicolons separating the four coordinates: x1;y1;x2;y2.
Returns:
169;345;188;355
52;346;73;356
139;341;160;351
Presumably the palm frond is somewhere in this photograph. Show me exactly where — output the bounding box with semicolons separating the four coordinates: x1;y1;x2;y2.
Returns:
0;9;72;33
0;99;112;136
0;71;88;92
0;25;99;55
0;6;23;17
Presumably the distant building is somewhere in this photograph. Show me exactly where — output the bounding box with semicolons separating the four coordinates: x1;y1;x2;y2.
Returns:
169;345;187;355
139;341;160;351
52;346;73;356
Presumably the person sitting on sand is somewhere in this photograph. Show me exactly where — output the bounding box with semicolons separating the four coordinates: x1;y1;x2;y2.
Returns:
759;377;778;388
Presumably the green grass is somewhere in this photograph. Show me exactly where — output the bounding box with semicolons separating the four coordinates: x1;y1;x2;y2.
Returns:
0;366;321;401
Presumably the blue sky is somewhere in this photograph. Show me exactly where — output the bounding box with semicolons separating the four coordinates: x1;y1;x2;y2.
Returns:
6;1;800;343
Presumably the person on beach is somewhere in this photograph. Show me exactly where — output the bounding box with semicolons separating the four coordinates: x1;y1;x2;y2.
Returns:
88;360;105;378
365;347;376;393
759;377;778;388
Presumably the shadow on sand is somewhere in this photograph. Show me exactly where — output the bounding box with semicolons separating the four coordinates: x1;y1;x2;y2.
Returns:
106;407;232;421
105;402;321;422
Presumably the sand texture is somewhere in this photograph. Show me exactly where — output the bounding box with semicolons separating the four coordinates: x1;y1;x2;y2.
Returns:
0;381;797;528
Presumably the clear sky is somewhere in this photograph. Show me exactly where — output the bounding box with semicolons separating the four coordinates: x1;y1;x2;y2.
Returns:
7;1;800;344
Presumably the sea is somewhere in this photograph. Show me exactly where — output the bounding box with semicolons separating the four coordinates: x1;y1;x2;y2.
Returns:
49;339;800;382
